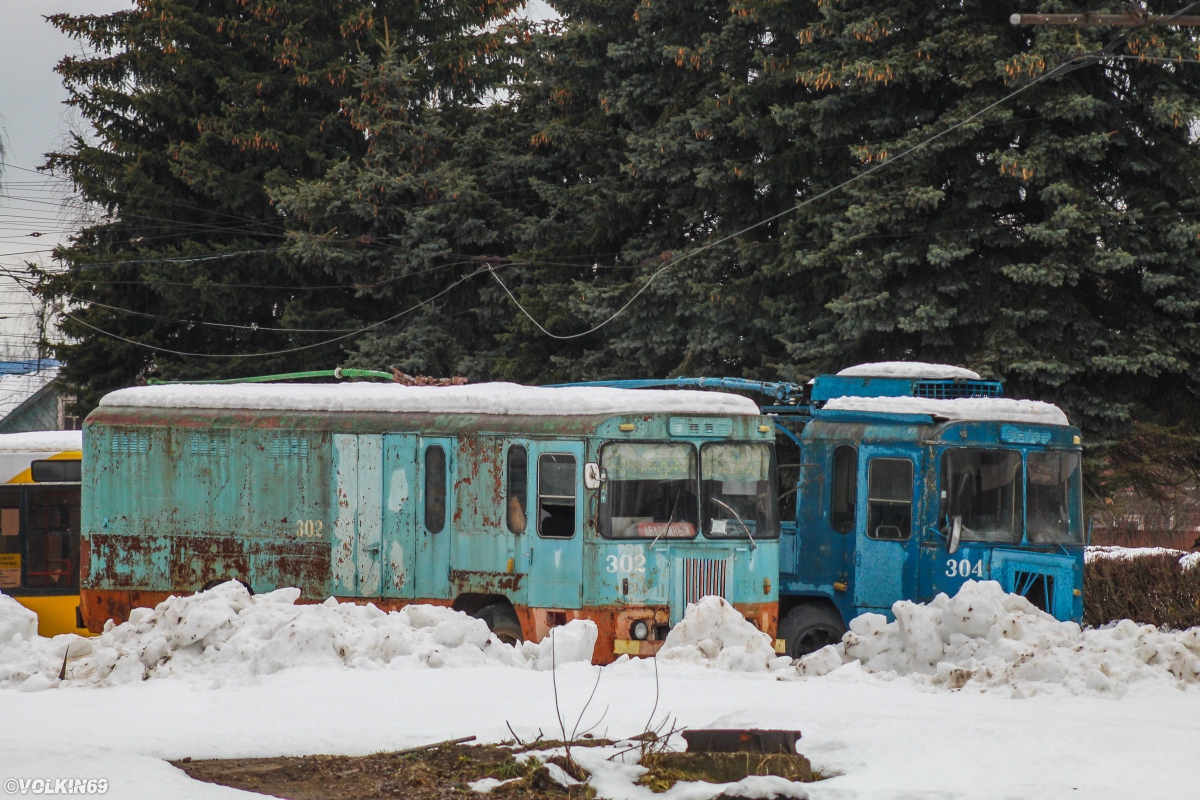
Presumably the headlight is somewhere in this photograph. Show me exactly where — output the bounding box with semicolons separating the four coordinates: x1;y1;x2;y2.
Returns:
631;620;650;640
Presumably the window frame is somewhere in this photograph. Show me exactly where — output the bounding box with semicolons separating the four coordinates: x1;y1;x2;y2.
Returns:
865;457;914;541
536;452;578;539
830;445;857;533
423;444;447;534
506;444;528;534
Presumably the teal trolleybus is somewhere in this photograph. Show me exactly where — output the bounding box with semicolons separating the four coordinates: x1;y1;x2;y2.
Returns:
80;381;781;662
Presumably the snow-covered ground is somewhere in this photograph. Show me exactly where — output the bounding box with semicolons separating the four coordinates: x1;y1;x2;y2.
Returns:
2;584;1198;799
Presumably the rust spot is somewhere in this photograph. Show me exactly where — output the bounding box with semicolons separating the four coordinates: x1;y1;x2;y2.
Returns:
448;569;523;593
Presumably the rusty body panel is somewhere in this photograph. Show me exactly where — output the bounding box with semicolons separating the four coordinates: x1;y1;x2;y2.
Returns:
82;400;780;662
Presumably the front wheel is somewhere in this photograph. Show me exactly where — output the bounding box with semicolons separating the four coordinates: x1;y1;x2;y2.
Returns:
778;603;846;659
474;603;523;645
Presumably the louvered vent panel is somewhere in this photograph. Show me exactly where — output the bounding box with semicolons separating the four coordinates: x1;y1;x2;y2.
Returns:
682;557;727;607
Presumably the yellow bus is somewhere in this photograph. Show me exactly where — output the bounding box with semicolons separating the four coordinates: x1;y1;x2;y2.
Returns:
0;431;88;636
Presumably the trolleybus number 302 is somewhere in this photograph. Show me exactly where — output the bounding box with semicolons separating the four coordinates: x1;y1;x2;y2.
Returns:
945;558;985;578
294;520;325;539
606;553;647;574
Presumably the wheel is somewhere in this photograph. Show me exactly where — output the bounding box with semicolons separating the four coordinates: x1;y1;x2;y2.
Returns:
474;603;523;645
200;578;254;595
778;603;846;659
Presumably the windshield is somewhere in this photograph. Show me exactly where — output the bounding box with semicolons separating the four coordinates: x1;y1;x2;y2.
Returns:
1027;451;1083;544
941;449;1023;544
701;443;778;539
600;443;697;538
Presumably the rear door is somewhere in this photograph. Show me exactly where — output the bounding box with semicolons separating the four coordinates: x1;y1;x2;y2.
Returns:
381;434;418;599
525;440;584;609
331;434;383;597
853;447;919;611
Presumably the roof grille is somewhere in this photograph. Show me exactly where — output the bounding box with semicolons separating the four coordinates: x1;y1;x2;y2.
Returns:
912;380;1002;399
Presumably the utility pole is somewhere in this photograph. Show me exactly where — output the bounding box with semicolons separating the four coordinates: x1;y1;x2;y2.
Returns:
1011;12;1200;26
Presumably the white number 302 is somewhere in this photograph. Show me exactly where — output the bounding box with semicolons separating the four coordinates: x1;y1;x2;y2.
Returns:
945;558;984;578
606;553;646;574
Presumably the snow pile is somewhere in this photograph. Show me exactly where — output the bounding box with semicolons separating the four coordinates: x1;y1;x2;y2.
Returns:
823;396;1069;425
837;362;981;380
796;581;1200;696
98;382;760;417
0;583;597;690
658;596;791;672
0;430;82;452
1086;545;1200;571
571;748;809;800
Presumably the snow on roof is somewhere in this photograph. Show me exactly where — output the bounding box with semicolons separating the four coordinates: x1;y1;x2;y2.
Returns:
836;362;982;380
823;396;1070;425
0;430;82;452
98;381;763;417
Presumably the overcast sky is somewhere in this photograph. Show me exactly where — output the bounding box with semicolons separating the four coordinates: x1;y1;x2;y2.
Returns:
0;0;132;358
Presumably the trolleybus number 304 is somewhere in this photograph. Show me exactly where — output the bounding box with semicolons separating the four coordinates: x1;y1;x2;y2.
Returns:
945;558;985;578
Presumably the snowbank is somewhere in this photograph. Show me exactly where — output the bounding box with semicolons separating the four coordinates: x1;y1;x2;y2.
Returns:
822;396;1069;425
836;362;981;380
658;596;791;672
795;581;1200;696
0;583;596;690
98;382;760;417
1086;545;1200;571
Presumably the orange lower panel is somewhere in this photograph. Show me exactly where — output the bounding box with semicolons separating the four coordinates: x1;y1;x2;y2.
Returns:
82;590;777;665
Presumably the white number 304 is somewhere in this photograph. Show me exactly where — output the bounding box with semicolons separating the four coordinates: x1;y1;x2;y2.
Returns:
945;558;985;578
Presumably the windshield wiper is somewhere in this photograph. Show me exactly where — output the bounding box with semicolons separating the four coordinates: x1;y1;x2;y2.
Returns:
649;494;679;548
710;496;756;551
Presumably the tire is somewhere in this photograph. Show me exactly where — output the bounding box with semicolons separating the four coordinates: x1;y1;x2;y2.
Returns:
778;602;846;659
200;579;255;595
474;603;523;645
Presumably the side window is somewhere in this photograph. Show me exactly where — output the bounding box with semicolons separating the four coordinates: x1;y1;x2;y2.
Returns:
507;445;528;533
867;458;913;540
424;445;446;534
831;446;857;533
538;453;576;538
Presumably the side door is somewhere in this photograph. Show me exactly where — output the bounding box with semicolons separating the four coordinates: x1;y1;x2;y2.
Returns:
414;437;453;600
852;447;919;611
524;440;585;609
381;434;418;599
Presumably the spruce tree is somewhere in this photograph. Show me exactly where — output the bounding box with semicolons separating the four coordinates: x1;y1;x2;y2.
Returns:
37;0;517;409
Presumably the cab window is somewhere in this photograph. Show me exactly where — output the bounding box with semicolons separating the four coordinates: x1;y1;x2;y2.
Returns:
867;458;912;540
599;443;697;538
701;443;779;539
941;449;1022;544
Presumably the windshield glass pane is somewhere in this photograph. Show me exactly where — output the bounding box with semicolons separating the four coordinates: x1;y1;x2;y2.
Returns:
600;443;697;538
941;449;1022;543
1028;451;1082;544
701;443;778;539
